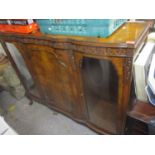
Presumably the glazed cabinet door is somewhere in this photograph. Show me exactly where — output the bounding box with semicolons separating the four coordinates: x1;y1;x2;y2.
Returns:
75;53;126;134
1;42;42;100
15;44;74;114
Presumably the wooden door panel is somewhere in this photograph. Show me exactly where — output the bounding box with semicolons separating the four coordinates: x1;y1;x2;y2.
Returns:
13;43;46;99
17;44;74;113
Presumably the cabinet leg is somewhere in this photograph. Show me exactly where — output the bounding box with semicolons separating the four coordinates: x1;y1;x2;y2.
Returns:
29;100;34;105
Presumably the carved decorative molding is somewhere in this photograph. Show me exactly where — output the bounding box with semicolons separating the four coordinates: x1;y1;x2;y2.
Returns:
124;58;133;83
8;37;71;49
72;45;133;57
1;36;133;57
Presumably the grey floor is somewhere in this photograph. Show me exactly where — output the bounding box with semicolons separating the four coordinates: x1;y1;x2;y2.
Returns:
0;91;97;135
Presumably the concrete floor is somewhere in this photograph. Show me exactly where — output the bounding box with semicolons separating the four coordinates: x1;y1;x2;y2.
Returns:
0;91;97;135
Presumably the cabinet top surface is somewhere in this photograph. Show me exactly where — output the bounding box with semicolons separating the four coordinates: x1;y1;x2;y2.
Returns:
0;22;149;48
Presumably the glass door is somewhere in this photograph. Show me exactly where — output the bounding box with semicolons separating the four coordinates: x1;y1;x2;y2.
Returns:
4;42;41;98
81;57;119;133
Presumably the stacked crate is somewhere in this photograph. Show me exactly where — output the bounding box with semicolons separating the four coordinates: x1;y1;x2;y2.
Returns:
36;19;127;37
0;19;38;33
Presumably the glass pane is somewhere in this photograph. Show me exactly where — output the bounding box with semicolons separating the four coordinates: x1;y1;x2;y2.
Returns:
5;42;40;98
81;57;118;133
0;43;7;55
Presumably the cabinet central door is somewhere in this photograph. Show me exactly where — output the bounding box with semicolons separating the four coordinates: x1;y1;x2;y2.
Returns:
18;44;74;113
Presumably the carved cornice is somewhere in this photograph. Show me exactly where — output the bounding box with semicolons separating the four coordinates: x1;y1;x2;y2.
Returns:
0;36;133;57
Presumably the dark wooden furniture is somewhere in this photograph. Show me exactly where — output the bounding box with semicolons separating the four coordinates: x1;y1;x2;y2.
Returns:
125;100;155;134
0;22;149;134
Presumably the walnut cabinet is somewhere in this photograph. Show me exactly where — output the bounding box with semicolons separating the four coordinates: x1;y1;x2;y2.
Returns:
0;22;149;134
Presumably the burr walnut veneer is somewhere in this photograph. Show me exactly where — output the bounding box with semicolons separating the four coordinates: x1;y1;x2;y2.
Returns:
0;22;149;134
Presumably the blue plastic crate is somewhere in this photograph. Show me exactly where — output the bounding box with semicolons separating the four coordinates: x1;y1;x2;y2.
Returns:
36;19;127;38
